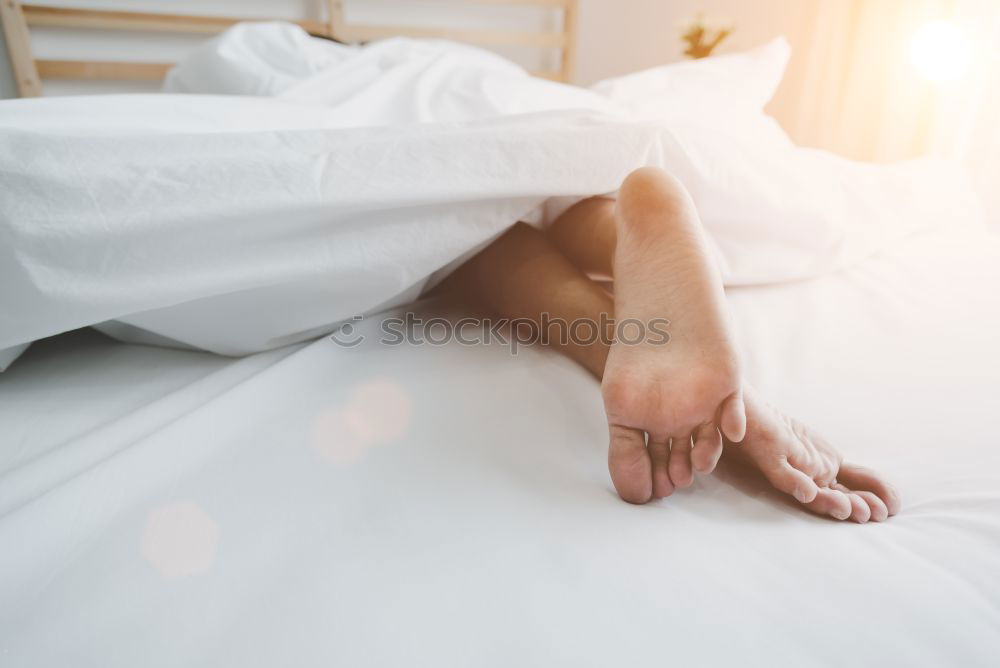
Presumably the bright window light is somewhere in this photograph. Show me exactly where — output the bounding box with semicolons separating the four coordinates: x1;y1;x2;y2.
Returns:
911;20;972;82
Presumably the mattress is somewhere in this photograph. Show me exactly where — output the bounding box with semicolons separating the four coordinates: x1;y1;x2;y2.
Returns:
1;225;998;666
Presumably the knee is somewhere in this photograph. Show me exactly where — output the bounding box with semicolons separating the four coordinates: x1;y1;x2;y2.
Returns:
617;167;690;226
546;195;615;243
580;195;617;220
551;196;615;231
503;220;548;248
620;166;685;196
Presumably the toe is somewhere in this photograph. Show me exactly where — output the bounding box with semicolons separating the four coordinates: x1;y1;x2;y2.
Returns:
846;492;871;523
837;463;901;516
668;435;694;488
691;423;723;473
648;438;674;499
719;389;747;443
853;490;889;522
805;487;853;521
760;456;820;504
833;483;872;523
608;424;653;504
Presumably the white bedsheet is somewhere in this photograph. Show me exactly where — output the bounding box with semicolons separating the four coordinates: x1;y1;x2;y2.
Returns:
2;224;998;666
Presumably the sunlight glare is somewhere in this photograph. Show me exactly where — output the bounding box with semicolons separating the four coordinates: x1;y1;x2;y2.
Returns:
911;21;972;82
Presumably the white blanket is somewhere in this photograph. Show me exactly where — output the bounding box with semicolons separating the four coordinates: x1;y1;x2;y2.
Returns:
0;24;984;358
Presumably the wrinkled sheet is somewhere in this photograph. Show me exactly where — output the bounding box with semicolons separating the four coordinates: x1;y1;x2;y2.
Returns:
1;225;998;666
0;27;984;359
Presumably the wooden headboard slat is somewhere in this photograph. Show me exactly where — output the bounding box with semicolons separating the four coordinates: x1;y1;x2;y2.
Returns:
22;5;330;36
33;58;564;83
342;24;566;48
440;0;572;6
3;1;578;96
35;59;172;81
1;0;42;95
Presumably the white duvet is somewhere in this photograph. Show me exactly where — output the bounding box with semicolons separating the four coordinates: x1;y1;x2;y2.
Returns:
0;23;984;360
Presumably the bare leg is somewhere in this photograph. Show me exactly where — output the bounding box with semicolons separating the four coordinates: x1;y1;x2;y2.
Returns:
546;197;617;278
454;220;671;498
447;222;612;379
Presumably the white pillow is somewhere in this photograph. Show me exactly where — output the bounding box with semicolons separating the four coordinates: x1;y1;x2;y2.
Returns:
577;38;983;286
167;23;623;126
590;37;791;120
164;22;357;97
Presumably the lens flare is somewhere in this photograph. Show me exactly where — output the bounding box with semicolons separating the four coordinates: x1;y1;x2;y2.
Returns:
312;378;413;464
141;501;219;578
911;21;972;82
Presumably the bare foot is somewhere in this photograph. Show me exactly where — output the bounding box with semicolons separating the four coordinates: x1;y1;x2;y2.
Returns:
602;167;745;503
725;386;901;522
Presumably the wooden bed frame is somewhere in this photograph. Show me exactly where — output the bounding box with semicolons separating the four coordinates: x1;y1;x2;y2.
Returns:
0;0;578;97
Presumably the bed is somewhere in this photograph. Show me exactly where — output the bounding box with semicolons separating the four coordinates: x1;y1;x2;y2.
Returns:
2;2;999;666
2;224;999;666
